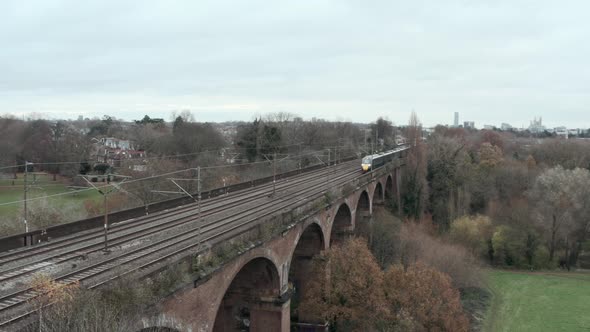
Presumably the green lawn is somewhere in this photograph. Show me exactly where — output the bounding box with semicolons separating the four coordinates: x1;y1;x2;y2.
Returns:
483;270;590;332
0;173;102;232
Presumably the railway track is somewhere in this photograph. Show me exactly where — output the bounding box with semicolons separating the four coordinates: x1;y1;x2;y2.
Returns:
0;160;337;265
0;160;349;280
0;160;364;329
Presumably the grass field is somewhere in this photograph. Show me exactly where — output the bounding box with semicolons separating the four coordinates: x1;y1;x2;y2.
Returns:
483;270;590;332
0;173;102;234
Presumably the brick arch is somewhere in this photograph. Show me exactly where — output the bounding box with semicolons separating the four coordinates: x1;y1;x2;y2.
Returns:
293;219;328;252
212;256;282;332
328;202;353;246
354;190;371;238
356;190;370;213
288;222;325;323
385;175;394;200
373;181;384;206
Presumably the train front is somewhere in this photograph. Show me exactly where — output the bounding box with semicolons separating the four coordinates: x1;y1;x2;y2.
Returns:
361;156;372;172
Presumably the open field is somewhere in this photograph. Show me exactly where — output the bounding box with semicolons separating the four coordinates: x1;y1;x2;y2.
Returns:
0;173;102;234
484;270;590;332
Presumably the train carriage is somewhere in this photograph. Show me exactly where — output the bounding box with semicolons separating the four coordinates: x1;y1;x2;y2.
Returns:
361;145;408;172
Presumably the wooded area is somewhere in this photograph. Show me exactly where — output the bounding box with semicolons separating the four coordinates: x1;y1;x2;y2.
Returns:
3;111;590;331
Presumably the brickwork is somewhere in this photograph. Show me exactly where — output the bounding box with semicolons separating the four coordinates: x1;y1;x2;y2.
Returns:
157;168;402;332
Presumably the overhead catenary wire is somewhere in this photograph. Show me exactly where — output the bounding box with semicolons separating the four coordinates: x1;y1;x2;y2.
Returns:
0;140;351;173
0;146;357;207
0;139;354;171
0;149;358;208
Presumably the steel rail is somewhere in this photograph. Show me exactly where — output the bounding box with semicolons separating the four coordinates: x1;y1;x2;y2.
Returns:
0;158;351;264
0;160;367;330
0;161;357;282
0;162;361;323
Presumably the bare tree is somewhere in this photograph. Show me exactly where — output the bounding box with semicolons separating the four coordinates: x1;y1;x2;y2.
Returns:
402;112;428;219
120;159;179;214
28;274;79;332
528;166;590;261
170;110;195;123
370;117;396;150
427;135;467;229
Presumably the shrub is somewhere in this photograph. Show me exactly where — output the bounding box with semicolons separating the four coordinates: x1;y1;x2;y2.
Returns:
0;216;21;237
370;207;402;269
491;225;527;267
384;263;470;332
532;245;553;269
26;274;90;332
300;238;471;332
299;238;388;330
26;265;189;332
449;215;493;260
399;222;484;288
24;198;86;231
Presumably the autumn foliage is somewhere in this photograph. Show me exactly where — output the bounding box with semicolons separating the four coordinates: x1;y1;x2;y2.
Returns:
384;263;469;332
299;238;469;331
399;220;484;289
29;274;79;331
299;238;387;331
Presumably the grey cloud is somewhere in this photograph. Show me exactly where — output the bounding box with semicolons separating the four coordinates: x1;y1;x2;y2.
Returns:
0;0;589;127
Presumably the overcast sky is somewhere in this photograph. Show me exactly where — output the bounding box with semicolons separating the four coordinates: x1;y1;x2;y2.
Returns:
1;1;589;128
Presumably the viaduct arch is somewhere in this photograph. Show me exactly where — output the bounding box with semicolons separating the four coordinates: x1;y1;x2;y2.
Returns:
329;203;352;246
354;190;371;239
213;257;283;331
158;166;403;332
373;182;384;206
288;222;325;323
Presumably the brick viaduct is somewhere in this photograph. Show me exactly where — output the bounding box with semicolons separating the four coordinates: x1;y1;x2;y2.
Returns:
141;163;403;332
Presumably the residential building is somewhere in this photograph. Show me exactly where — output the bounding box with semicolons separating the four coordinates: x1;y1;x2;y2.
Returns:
100;137;134;150
501;123;513;131
93;137;146;167
554;126;568;138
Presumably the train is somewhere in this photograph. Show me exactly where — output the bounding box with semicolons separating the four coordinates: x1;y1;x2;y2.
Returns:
361;145;409;172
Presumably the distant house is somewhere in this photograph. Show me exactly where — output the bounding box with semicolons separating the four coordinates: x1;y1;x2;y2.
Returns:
501;123;513;131
554;127;568;138
93;137;146;167
100;137;134;150
107;150;147;167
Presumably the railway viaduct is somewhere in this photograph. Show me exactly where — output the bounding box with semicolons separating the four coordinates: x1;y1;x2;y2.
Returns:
0;152;406;332
149;160;404;332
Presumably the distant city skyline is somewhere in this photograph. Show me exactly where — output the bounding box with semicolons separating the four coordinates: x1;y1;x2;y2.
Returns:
4;110;586;132
1;1;589;129
2;107;588;130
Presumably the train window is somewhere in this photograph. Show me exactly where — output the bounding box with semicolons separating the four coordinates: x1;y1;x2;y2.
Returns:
362;157;372;164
